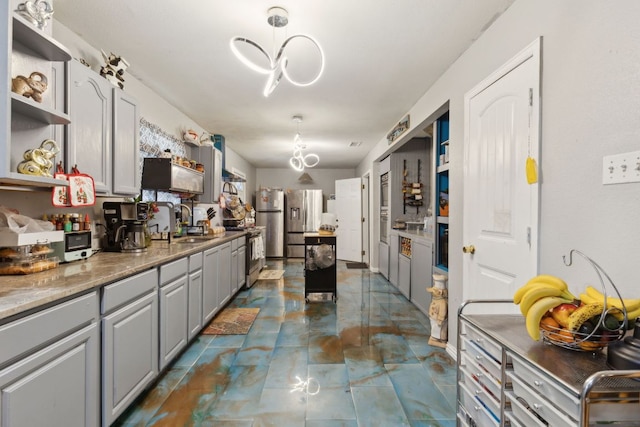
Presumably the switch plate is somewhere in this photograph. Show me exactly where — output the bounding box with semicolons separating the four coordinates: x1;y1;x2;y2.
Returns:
602;150;640;185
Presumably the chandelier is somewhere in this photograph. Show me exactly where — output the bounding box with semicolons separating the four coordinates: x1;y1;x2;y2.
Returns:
230;6;325;97
289;115;319;171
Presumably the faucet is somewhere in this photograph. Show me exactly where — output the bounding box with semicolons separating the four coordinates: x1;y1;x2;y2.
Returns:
179;204;192;225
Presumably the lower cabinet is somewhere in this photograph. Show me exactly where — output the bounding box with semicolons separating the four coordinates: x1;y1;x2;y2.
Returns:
398;254;411;299
188;252;203;340
218;242;232;307
159;258;189;370
238;243;246;289
231;240;238;296
0;292;99;427
379;241;389;279
389;232;399;287
203;245;220;323
101;269;158;426
410;239;433;314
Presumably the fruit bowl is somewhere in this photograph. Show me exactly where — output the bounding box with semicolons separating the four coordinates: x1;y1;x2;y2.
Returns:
540;319;625;352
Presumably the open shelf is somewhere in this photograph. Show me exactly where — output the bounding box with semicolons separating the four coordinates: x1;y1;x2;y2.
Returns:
11;93;70;124
12;14;72;61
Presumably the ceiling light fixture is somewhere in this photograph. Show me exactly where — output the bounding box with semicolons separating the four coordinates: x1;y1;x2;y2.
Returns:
289;115;319;171
230;6;325;97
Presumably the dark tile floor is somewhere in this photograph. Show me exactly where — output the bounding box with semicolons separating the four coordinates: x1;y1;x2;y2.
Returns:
115;260;457;427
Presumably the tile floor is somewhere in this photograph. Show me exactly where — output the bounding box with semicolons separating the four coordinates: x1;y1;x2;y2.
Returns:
114;260;457;427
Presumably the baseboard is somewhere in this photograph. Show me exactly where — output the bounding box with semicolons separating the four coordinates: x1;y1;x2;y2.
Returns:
446;342;457;360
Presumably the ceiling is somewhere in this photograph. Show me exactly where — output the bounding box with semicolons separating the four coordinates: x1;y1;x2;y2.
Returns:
52;0;514;169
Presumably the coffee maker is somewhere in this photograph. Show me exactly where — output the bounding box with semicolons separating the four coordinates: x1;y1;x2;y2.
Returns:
102;201;150;252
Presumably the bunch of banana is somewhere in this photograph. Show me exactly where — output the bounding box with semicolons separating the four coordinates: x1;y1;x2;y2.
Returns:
513;274;577;340
579;286;640;325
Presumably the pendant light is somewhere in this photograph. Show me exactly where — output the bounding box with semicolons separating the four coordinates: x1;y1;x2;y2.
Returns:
289;115;319;171
230;7;325;97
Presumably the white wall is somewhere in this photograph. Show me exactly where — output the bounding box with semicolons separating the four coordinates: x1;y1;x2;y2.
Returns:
357;0;640;343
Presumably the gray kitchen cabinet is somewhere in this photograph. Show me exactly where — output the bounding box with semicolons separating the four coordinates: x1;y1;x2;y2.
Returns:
159;258;189;370
202;245;220;323
379;241;389;279
410;239;433;315
218;242;232;307
188;252;203;340
389;232;399;287
238;241;246;289
0;292;99;427
196;145;222;204
67;59;139;195
112;89;140;195
101;268;158;426
398;253;411;299
231;239;238;296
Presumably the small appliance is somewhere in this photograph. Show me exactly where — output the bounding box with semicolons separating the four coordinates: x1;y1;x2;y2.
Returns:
51;230;93;262
102;201;150;252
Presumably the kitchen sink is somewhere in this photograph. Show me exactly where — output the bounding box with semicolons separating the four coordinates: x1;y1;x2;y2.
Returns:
172;236;214;244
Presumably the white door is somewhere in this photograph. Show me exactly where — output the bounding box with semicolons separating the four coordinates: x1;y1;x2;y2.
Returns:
463;38;541;314
335;177;362;262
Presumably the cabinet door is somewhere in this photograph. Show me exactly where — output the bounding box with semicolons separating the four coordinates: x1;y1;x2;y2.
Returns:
410;240;433;315
398;255;411;299
231;248;238;296
188;268;203;340
159;275;188;370
389;233;399;287
67;60;111;193
202;246;219;323
197;146;222;204
379;241;389;279
102;291;158;426
112;89;140;195
238;244;246;289
0;323;99;427
218;242;232;307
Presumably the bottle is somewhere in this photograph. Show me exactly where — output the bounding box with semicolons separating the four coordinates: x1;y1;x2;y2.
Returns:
83;214;91;231
71;213;81;231
55;215;63;231
63;214;72;232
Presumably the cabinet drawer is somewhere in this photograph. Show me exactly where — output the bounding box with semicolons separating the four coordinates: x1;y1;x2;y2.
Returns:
461;322;502;363
509;351;579;420
189;252;203;272
0;292;98;366
102;268;158;314
461;352;501;403
505;390;546;427
507;371;577;426
458;381;499;427
160;257;188;285
462;337;502;382
460;364;500;421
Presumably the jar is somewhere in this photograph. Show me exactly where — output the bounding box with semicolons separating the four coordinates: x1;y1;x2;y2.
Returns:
63;214;72;232
71;213;81;231
195;163;204;173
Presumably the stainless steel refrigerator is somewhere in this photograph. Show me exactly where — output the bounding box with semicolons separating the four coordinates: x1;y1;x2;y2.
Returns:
286;189;323;257
255;188;285;257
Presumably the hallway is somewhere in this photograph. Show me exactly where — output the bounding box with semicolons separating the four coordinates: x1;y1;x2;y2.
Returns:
114;260;457;426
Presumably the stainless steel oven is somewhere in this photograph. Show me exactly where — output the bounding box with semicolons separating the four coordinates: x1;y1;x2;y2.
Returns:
247;227;266;287
380;207;389;244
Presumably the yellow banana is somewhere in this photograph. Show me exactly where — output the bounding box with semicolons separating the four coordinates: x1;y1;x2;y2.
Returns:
610;306;640;324
579;293;598;305
519;286;570;316
585;286;640;311
525;296;568;341
567;302;604;331
514;275;568;304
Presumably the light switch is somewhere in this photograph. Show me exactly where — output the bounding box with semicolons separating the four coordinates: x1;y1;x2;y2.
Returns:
602;150;640;185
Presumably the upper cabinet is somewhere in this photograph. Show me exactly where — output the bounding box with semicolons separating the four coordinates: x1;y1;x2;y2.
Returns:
1;8;72;187
67;59;140;196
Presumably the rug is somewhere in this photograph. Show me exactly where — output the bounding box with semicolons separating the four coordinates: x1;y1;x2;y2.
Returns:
201;308;260;335
258;269;285;280
346;262;368;269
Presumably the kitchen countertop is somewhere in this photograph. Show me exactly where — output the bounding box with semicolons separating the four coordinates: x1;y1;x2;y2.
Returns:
390;228;434;241
0;231;246;322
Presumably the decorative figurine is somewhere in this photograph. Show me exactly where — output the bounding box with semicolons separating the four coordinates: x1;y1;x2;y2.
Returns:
11;71;48;103
15;0;54;30
427;274;448;348
17;139;59;177
99;50;129;89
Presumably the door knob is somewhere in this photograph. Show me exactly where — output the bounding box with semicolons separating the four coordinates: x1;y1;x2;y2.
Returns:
462;245;475;254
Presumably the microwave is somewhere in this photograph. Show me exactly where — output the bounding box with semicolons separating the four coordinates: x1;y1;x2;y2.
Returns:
51;230;93;263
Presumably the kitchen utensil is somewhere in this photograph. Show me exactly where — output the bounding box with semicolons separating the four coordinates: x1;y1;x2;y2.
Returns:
607;318;640;370
207;207;216;220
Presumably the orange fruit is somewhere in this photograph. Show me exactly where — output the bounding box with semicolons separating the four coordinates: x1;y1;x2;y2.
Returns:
578;340;602;351
540;316;560;332
554;328;576;344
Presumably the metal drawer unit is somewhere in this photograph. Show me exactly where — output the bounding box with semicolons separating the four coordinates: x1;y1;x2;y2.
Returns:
458;300;640;427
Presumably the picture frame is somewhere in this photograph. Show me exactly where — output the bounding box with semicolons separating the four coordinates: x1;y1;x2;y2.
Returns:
387;114;410;144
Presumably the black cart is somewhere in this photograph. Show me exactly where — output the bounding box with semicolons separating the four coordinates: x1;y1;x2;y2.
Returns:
304;233;337;302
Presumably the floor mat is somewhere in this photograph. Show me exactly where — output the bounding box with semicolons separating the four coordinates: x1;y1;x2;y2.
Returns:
258;269;285;280
346;262;368;269
201;308;260;335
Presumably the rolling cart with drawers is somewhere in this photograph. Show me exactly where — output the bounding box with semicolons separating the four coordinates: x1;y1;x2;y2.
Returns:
303;233;337;302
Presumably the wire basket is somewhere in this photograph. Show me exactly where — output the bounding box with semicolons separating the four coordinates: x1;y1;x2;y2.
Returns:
540;250;628;352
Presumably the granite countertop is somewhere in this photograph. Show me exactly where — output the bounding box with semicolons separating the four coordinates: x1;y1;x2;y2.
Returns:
0;231;246;322
390;228;434;241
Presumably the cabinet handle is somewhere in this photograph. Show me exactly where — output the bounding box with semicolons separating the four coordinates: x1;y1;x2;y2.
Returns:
475;355;483;361
475;372;484;377
473;405;481;411
532;403;542;410
474;389;483;395
533;380;543;387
